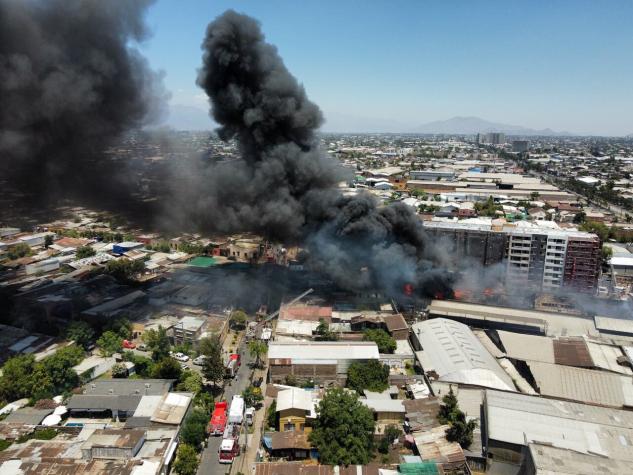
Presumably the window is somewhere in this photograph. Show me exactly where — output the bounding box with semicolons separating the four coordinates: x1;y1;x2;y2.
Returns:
284;422;295;431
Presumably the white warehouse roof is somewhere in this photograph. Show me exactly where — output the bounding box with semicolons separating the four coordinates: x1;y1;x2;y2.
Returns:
412;318;515;392
268;341;379;361
485;390;633;461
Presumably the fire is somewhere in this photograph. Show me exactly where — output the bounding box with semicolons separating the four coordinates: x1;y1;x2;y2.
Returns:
483;288;495;297
434;291;445;300
403;283;414;296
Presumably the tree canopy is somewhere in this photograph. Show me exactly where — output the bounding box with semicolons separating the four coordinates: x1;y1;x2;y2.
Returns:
315;318;338;341
437;387;478;449
180;408;209;451
0;345;84;402
151;357;182;380
347;360;389;393
65;321;95;350
143;325;171;362
248;340;267;368
363;329;396;354
199;336;224;387
75;246;96;259
96;331;122;357
173;444;199;475
309;388;375;466
104;258;144;281
230;309;248;329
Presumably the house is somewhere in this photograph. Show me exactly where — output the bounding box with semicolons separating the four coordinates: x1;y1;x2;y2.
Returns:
72;356;117;382
66;379;174;422
268;341;379;386
263;432;312;460
361;394;405;433
528;208;548;221
277;387;317;433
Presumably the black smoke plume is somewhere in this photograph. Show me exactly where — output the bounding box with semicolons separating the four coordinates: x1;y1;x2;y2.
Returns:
0;0;165;215
195;10;453;298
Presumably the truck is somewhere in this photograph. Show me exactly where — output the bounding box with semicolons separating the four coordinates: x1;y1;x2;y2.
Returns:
225;353;241;379
218;436;240;464
228;395;245;424
218;396;245;464
208;401;228;436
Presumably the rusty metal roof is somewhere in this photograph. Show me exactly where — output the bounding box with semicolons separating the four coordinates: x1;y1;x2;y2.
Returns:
553;338;594;367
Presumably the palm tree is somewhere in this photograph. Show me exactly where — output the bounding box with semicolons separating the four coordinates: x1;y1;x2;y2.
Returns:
248;340;267;368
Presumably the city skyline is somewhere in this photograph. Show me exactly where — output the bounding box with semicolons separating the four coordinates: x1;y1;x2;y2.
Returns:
142;0;633;136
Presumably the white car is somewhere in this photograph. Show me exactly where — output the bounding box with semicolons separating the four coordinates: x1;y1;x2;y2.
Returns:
193;355;207;366
173;352;189;362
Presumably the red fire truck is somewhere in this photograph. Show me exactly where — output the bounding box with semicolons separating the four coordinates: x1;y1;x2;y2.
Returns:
208;401;228;436
225;353;241;379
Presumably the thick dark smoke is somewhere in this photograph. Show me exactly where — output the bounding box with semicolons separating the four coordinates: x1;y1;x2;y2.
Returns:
0;0;166;214
195;10;453;298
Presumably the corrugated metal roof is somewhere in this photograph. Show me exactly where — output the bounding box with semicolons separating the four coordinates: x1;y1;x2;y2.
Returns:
497;331;555;363
553;338;593;367
268;342;379;361
485;389;633;460
529;442;632;475
527;361;633;408
411;319;515;392
413;425;466;465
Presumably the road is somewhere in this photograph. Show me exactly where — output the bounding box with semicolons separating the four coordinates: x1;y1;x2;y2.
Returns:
197;339;253;475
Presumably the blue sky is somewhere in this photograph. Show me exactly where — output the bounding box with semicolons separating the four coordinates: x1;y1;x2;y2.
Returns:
141;1;633;135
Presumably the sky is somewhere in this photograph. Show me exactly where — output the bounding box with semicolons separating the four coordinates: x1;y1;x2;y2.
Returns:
140;0;633;136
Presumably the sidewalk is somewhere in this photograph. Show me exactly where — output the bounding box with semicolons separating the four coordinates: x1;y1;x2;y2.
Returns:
234;365;267;475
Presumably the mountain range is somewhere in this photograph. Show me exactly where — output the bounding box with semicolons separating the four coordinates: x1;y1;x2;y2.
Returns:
412;116;572;136
159;106;577;136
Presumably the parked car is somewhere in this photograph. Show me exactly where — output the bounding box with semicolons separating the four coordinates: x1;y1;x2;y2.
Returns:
122;340;136;349
137;344;147;352
173;352;189;362
193;355;207;366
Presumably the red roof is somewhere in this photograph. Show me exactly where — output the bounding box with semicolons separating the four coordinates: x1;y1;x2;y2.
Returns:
279;305;332;322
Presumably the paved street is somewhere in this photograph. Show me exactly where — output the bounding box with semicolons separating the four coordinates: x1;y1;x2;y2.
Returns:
197;339;253;475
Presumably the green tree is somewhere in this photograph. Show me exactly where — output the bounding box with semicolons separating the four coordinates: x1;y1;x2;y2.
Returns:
242;386;263;407
143;326;171;362
122;351;154;378
111;363;128;378
347;360;389;393
104;318;132;339
44;234;54;249
96;331;122;357
199;336;224;388
248;340;267;368
65;321;95;350
180;408;209;450
0;355;36;401
173;444;199;475
266;400;277;430
178;371;203;394
601;245;614;263
315;318;338;341
363;329;396;354
572;211;586;224
309;388;375;465
230;309;248;329
6;242;31;260
437;387;478;449
104;259;144;281
151;358;182;380
75;246;96;259
194;391;215;413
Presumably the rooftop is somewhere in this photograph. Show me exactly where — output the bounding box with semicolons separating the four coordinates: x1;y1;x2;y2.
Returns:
412;318;515;391
268;341;379;361
485;389;633;460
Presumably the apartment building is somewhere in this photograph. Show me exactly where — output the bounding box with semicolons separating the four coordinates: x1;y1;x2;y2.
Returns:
506;229;600;293
425;220;601;293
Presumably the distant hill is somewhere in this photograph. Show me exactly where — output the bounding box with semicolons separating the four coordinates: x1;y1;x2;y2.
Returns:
413;116;572;136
